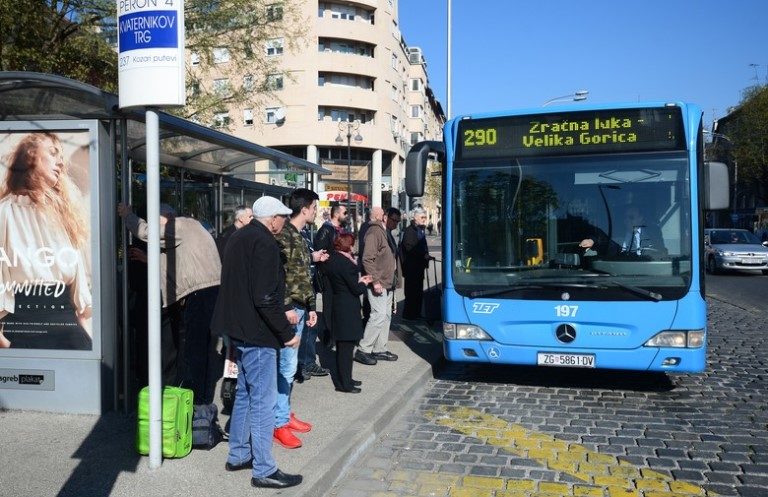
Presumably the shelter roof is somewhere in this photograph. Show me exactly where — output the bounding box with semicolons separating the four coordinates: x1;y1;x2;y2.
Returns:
0;72;328;176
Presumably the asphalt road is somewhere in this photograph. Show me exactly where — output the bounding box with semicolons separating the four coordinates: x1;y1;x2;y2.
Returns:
329;272;768;497
705;269;768;314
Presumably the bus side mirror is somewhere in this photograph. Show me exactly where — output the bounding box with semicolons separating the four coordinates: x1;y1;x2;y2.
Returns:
405;141;444;197
703;161;729;210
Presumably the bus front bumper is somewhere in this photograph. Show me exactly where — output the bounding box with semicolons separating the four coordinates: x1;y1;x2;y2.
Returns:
444;340;706;373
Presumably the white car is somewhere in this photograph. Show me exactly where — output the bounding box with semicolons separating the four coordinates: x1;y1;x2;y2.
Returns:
704;228;768;275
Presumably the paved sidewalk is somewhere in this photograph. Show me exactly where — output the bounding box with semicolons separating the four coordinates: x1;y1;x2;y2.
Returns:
0;315;443;497
0;239;445;497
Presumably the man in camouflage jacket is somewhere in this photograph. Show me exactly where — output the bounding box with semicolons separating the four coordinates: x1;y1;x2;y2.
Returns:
273;189;329;448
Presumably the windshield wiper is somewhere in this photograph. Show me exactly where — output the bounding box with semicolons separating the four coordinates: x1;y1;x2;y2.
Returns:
576;272;663;301
468;279;662;301
469;281;603;298
603;280;662;301
469;284;544;298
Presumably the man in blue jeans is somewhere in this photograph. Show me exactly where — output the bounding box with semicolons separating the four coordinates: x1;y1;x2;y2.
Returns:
211;196;301;489
275;189;329;449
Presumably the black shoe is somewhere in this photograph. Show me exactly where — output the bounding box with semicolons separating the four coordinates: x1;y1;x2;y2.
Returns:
335;386;362;393
306;363;330;376
372;351;398;361
354;350;377;365
251;469;303;489
352;379;362;386
225;459;252;472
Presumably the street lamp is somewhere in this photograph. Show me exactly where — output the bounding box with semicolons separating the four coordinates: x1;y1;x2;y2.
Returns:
543;89;589;107
335;120;363;211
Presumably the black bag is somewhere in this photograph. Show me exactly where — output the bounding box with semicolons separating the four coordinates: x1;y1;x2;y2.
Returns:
192;403;223;450
423;258;442;324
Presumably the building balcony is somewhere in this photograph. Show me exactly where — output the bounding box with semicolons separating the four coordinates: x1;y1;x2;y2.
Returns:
318;85;378;111
317;16;378;45
316;52;378;78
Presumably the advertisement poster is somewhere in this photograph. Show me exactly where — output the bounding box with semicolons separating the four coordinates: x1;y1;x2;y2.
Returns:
0;131;93;351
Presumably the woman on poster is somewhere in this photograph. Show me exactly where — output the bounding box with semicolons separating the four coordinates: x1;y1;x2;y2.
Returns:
0;132;92;350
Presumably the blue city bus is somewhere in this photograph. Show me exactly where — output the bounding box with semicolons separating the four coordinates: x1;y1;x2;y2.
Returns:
406;102;729;372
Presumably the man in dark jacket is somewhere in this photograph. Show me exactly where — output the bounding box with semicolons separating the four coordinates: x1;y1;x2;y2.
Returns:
401;207;431;320
211;196;302;490
216;204;253;260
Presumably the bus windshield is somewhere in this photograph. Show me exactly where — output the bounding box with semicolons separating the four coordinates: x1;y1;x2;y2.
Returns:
451;152;692;301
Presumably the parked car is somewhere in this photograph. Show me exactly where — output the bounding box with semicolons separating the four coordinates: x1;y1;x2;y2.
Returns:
704;228;768;275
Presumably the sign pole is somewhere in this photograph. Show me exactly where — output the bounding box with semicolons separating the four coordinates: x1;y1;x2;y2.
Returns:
145;109;162;469
117;0;185;470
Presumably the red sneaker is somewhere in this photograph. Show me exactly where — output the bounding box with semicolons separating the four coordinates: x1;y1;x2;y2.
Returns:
287;412;312;433
273;426;302;449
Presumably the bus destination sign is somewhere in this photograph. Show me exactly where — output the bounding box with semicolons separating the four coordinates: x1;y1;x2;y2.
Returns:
457;107;685;160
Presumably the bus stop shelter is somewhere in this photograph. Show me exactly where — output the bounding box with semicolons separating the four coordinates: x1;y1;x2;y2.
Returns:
0;71;329;414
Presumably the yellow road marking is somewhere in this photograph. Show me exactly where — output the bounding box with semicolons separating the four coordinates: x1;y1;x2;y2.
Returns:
425;406;716;496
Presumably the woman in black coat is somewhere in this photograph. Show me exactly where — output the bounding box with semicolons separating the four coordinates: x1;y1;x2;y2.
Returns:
324;233;372;393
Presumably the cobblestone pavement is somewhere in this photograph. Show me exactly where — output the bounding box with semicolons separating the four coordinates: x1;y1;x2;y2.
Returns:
328;298;768;497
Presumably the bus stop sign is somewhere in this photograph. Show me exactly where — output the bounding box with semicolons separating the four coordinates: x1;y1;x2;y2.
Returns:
117;0;185;109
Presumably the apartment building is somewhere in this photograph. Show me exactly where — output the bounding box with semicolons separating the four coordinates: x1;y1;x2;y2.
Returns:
196;0;445;215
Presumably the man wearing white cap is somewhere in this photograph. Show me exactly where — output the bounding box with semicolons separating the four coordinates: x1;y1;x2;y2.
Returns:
211;196;302;489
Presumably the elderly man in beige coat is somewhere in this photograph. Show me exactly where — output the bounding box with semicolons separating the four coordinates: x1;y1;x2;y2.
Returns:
118;202;221;404
355;207;401;365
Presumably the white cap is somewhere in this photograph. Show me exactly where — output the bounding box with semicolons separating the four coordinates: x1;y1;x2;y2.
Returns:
252;196;292;218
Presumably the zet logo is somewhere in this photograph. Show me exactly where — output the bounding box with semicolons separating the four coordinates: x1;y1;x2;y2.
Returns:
472;302;500;314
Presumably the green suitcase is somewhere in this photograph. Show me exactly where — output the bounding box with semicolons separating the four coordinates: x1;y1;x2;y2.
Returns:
136;386;193;458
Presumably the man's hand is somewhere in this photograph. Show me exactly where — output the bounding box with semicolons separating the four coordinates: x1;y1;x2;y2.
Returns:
128;247;147;263
359;274;373;285
284;335;300;348
579;239;595;249
307;311;318;327
285;309;300;325
117;202;132;219
372;282;384;295
312;249;329;262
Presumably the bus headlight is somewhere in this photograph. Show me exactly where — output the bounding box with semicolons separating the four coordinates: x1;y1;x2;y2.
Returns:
644;330;704;348
687;330;705;348
443;323;492;340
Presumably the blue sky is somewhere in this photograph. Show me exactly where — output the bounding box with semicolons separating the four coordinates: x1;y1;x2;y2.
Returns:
398;0;767;126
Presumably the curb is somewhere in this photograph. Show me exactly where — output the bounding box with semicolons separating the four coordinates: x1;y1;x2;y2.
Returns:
287;355;438;497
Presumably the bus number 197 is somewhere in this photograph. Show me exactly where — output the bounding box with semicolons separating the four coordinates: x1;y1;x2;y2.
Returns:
555;305;578;317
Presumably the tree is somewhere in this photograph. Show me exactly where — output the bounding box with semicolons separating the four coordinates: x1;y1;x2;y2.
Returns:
0;0;309;126
730;86;768;204
0;0;118;91
182;0;309;124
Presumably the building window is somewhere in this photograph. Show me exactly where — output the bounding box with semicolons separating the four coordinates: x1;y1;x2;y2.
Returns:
213;47;230;64
266;3;283;21
410;132;422;145
213;78;231;96
243;109;254;126
191;52;200;66
213;112;230;128
266;107;283;123
391;53;397;69
243;75;254;92
391;84;398;101
410;105;422;118
265;38;284;56
266;73;284;90
410;78;422;91
317;106;374;124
